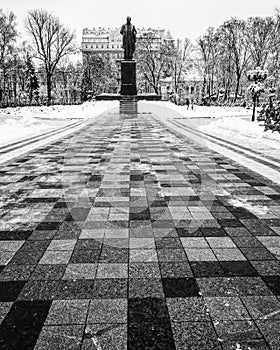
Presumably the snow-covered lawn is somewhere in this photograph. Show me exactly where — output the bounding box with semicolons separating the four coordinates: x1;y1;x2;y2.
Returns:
0;101;118;146
198;117;280;160
139;100;253;119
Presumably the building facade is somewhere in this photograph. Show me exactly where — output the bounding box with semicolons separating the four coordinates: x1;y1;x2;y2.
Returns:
81;27;167;60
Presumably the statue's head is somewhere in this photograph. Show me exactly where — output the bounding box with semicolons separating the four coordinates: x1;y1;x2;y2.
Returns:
126;16;131;24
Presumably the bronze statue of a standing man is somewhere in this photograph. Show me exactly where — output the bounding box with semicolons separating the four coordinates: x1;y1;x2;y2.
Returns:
120;16;137;60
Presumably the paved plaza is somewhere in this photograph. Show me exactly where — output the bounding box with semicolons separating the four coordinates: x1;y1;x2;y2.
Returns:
0;112;280;349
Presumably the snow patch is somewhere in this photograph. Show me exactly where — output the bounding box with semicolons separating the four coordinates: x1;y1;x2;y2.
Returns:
228;197;269;216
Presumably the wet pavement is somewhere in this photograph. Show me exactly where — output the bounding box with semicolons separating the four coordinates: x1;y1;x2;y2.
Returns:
0;112;280;349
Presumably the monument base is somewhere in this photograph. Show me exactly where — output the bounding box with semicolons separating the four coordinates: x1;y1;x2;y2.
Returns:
120;95;138;115
120;60;137;95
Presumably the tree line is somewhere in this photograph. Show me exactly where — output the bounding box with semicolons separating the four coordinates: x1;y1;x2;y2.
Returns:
0;8;280;107
197;11;280;104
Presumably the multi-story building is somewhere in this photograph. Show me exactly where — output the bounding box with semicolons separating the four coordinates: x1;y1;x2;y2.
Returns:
81;27;168;60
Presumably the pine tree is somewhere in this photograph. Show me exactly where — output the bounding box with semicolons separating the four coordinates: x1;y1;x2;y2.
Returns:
25;55;39;104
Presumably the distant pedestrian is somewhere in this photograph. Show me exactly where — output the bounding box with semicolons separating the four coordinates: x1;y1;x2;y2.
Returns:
185;97;190;110
191;98;194;110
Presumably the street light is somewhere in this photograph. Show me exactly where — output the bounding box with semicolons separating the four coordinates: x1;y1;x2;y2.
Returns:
247;67;268;122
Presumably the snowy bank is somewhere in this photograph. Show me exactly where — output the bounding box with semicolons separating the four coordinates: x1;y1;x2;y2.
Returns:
198;117;280;160
0;101;119;120
0;101;119;146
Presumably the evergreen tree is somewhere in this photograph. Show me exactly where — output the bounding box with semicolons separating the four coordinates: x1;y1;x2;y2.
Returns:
25;55;39;104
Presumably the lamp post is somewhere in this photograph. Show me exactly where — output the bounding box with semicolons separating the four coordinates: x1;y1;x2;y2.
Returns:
247;67;268;122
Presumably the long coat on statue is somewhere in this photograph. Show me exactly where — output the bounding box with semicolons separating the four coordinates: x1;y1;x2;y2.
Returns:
120;23;137;60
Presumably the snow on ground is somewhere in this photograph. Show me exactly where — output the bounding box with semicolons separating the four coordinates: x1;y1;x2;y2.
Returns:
0;101;118;146
139;100;252;119
198;117;280;160
0;115;55;146
0;101;118;120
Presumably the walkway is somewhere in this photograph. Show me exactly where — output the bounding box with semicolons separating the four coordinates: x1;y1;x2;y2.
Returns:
0;112;280;349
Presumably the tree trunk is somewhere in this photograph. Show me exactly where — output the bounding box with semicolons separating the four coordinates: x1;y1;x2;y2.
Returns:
252;94;257;122
46;73;52;106
234;73;241;102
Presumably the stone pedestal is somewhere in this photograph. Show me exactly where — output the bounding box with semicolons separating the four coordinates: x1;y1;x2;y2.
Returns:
120;60;137;95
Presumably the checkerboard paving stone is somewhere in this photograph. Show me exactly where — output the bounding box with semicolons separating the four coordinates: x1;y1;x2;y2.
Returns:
0;111;280;349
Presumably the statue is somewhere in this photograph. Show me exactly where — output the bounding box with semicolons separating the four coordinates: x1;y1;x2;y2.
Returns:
120;16;137;60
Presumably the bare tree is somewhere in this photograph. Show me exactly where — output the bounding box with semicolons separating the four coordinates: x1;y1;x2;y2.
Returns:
218;18;251;102
25;9;76;105
269;9;280;85
0;10;17;105
246;16;275;69
136;32;173;94
197;27;220;102
172;38;192;94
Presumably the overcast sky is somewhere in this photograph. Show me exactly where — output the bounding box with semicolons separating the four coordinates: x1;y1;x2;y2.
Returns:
2;0;279;43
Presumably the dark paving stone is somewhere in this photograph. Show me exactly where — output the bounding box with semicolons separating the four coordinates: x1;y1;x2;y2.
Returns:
155;237;183;249
201;227;227;237
36;222;61;231
128;322;176;350
0;281;26;301
262;276;280;295
176;227;203;237
190;261;225;277
20;240;51;251
0;230;32;240
9;249;45;265
220;261;258;277
162;277;200;298
69;249;100;264
0;300;51;349
128;297;175;349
